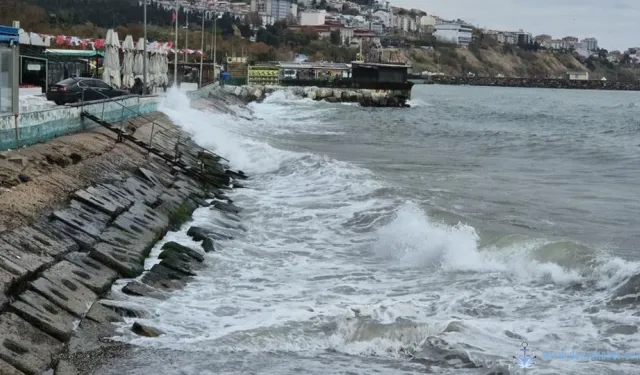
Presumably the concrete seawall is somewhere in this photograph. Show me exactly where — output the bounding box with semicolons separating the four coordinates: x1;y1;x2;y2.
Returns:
216;84;411;107
425;76;640;91
0;96;159;152
0;96;248;373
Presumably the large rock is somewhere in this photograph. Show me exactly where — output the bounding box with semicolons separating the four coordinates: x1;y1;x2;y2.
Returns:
131;322;164;338
140;264;190;292
0;359;24;375
159;253;202;276
10;290;77;342
159;241;205;262
0;312;63;375
29;264;98;317
121;281;167;299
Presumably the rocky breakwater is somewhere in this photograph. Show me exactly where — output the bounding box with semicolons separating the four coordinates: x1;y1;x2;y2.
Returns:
295;87;410;107
0;110;248;374
427;75;640;91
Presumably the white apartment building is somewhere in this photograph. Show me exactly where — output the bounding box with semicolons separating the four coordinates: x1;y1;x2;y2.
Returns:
250;0;293;24
372;10;392;28
300;10;326;25
419;15;436;28
434;23;473;46
580;37;598;51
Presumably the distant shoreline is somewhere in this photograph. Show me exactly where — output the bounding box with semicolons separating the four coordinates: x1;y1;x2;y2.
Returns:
411;76;640;91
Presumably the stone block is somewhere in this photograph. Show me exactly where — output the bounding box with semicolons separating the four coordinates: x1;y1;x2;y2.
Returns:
71;185;129;218
121;281;167;299
159;242;205;263
137;167;166;188
84;301;124;324
89;242;143;278
113;177;162;206
159;253;202;276
99;226;157;257
0;359;25;375
52;257;118;295
51;202;110;238
0;240;53;280
213;201;242;215
30;266;99;317
40;220;97;251
112;206;167;240
0;312;63;375
10;291;76;342
54;360;78;375
141;264;190;292
0;225;79;260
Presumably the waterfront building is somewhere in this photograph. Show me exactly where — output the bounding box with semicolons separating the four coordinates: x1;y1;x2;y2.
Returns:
434;23;473;46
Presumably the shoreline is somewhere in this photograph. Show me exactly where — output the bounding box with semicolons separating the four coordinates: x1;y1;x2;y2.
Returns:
0;90;249;375
418;76;640;91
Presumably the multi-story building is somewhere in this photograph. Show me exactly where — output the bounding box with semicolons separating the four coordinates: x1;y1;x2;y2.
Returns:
516;31;532;45
299;10;326;26
434;23;473;46
250;0;293;25
580;37;598;51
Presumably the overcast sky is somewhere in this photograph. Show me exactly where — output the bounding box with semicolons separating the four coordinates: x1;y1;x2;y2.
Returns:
392;0;639;51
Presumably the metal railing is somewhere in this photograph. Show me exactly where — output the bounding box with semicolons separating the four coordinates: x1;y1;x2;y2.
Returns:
78;86;228;169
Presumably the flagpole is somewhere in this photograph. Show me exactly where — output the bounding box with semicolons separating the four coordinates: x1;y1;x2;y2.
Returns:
173;0;178;87
199;10;204;88
184;11;189;63
213;14;217;82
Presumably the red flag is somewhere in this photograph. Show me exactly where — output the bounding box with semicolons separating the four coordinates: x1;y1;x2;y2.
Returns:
171;10;177;24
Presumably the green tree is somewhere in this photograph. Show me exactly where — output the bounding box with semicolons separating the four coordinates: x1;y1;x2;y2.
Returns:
329;29;341;45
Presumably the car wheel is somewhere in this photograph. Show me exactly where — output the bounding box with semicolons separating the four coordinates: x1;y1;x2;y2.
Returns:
54;100;63;105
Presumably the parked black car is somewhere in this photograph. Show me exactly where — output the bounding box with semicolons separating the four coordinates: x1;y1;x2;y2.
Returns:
46;77;130;105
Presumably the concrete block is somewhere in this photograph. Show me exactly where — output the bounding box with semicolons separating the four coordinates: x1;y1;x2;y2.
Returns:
41;220;97;251
0;312;63;375
71;185;129;218
0;359;25;375
48;258;117;296
51;202;110;238
155;190;186;216
98;226;157;256
121;281;167;299
112;204;168;240
54;360;78;375
159;253;202;276
10;290;77;342
89;242;143;278
0;240;53;279
159;241;205;263
30;265;99;317
105;177;161;206
84;301;124;324
0;225;79;260
141;263;190;292
137;167;166;188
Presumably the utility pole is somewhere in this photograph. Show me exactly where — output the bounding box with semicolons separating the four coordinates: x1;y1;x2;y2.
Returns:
213;14;217;81
184;11;189;63
199;9;204;87
143;0;147;91
174;0;178;86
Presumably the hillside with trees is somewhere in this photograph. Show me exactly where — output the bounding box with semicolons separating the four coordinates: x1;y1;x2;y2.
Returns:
2;0;638;80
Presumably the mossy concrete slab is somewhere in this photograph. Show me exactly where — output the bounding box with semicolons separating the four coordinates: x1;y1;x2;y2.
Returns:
71;186;129;218
40;220;97;251
51;202;110;238
0;312;63;375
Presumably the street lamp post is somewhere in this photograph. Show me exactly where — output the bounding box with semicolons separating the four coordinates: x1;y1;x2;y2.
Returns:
173;0;178;87
143;0;147;92
199;10;204;87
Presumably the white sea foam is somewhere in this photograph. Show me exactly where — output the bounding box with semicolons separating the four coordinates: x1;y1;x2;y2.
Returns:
109;87;640;374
